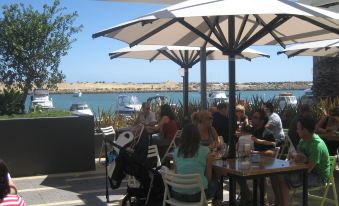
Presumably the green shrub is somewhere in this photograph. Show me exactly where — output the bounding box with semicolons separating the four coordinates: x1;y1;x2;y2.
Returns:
0;88;24;115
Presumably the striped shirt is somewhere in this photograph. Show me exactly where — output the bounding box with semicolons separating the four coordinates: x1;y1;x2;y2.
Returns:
0;194;26;206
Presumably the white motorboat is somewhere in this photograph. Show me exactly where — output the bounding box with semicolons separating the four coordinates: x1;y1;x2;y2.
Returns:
30;89;54;110
70;103;93;116
208;91;229;107
274;92;298;109
73;90;82;97
115;95;142;116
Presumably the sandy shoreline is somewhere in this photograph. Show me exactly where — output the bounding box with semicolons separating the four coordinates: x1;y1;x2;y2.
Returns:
53;81;311;93
0;81;312;93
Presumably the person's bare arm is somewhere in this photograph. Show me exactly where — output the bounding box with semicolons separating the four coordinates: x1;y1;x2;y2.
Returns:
8;178;17;194
315;116;328;134
211;127;220;147
251;136;276;147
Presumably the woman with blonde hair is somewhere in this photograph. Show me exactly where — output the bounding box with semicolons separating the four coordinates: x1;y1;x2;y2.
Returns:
192;111;220;149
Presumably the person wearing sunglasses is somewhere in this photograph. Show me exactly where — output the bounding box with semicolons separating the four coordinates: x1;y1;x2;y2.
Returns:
192;111;220;149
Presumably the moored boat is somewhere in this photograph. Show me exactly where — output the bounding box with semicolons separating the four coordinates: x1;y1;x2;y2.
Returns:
30;89;54;110
115;95;142;116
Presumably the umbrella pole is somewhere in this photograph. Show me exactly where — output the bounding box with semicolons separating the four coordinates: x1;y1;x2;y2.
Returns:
228;15;236;159
200;46;207;110
183;67;189;125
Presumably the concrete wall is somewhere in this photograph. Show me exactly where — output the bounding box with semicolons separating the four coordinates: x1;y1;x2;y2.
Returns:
0;116;95;177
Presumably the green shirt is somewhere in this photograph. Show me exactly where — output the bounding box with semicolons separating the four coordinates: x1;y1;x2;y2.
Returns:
298;133;330;182
173;145;209;194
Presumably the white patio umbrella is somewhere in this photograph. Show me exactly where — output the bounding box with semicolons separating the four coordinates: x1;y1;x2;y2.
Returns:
278;38;339;57
110;45;269;119
99;0;183;4
92;0;339;167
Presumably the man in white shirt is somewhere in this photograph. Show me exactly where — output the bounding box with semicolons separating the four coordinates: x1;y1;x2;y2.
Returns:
263;102;285;147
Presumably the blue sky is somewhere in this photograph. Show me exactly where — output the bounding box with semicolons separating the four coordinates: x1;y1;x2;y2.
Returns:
1;0;313;83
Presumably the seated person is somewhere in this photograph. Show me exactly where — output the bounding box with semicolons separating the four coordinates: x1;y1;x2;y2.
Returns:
135;102;157;134
150;104;177;158
136;102;157;127
251;109;276;156
192;111;220;149
212;103;229;145
235;104;249;132
172;123;223;206
288;104;312;148
0;159;26;206
315;106;339;155
263;102;285;147
271;116;330;206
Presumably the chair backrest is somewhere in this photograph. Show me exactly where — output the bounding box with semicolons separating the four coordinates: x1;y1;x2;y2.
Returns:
161;171;207;205
148;145;161;167
161;130;182;163
328;156;336;182
100;126;115;137
130;123;145;148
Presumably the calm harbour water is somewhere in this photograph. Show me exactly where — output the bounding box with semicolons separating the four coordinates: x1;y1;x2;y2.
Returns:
25;90;305;114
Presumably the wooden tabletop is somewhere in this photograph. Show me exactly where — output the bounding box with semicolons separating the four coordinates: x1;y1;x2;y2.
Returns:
213;156;308;177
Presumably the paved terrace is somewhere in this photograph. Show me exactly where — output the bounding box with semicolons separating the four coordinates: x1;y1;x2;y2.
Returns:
13;161;339;206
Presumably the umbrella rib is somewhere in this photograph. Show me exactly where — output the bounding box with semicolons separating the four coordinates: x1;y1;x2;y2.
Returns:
179;50;186;63
92;20;149;38
238;53;251;61
215;18;229;47
169;50;183;64
288;48;308;58
149;51;161;62
190;50;214;67
237;19;260;49
109;52;129;59
254;15;286;48
159;50;184;67
237;15;291;52
295;15;339;35
188;50;196;62
177;18;224;51
235;15;249;47
129;19;177;47
203;16;229;47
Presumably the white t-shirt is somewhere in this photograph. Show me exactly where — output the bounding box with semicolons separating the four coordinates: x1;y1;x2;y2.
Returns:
267;112;285;141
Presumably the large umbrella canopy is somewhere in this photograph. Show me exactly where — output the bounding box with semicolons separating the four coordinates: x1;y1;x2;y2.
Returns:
110;45;269;60
110;45;268;120
99;0;183;4
93;0;339;48
279;38;339;57
93;0;339;167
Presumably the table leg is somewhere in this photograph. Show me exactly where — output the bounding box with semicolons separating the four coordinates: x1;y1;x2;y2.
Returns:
303;170;308;206
253;179;257;206
259;177;265;206
240;178;246;206
229;177;236;205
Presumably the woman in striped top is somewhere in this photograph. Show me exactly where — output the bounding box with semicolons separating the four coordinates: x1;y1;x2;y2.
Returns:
0;159;26;206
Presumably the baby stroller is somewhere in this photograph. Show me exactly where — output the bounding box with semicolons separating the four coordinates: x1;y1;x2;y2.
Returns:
105;129;164;206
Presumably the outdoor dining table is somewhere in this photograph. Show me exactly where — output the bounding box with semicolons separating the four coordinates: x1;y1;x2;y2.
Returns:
213;156;309;206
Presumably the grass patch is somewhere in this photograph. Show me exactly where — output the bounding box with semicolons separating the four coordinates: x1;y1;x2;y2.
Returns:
0;109;72;119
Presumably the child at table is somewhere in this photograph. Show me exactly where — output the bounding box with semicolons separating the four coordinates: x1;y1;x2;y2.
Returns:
172;123;223;206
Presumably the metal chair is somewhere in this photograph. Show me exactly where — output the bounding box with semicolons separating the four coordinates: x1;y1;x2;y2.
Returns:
161;130;182;164
99;126;116;203
290;156;338;206
99;126;116;163
161;171;208;206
